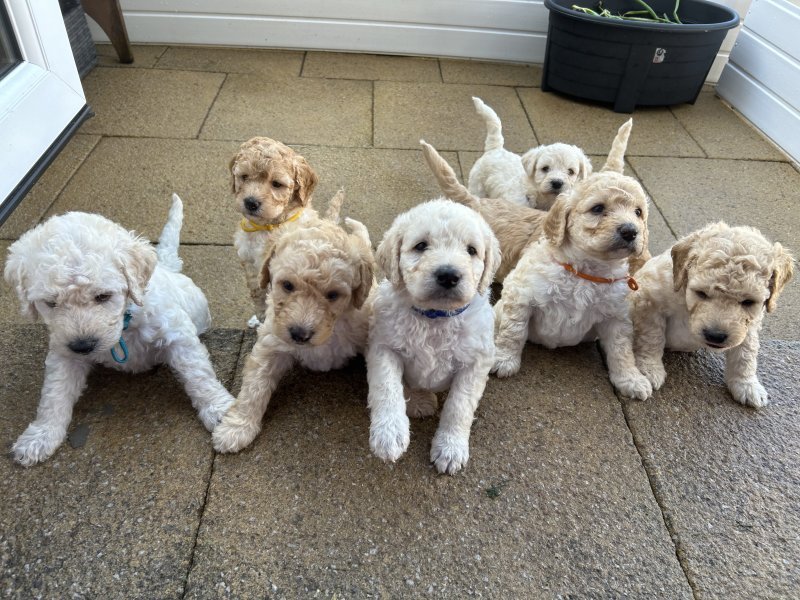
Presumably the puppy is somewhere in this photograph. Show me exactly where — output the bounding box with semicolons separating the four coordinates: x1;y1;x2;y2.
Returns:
367;199;501;475
229;136;319;327
4;195;235;466
468;97;591;209
423;119;636;281
491;134;653;400
212;197;375;453
632;222;794;407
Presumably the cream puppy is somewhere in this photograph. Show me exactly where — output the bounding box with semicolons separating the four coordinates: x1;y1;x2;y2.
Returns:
632;222;794;407
4;195;235;466
468;97;591;209
367;199;501;474
492;138;652;400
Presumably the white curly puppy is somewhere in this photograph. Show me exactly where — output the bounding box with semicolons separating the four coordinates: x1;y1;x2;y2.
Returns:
229;137;319;328
632;222;794;407
213;198;375;453
492;124;652;400
4;195;235;466
367;199;501;475
468;97;592;209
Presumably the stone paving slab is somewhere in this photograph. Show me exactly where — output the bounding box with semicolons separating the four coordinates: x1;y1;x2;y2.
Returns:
0;326;242;599
374;81;536;152
156;47;304;76
95;44;167;69
622;341;800;599
303;52;441;82
200;76;373;146
185;344;691;598
81;68;225;138
47;137;240;245
0;134;100;241
518;88;705;157
439;59;541;87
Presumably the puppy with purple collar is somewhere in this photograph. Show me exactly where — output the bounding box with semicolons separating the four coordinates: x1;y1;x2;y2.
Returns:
366;199;501;475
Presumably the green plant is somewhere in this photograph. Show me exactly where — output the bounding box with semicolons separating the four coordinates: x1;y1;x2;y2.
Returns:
571;0;683;23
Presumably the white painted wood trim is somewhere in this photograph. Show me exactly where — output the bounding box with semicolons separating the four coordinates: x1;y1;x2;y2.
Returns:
730;28;800;111
741;0;800;59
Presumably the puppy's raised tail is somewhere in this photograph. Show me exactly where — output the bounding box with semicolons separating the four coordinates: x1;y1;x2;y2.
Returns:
324;188;345;223
472;97;504;152
601;118;633;174
157;193;184;272
419;140;482;211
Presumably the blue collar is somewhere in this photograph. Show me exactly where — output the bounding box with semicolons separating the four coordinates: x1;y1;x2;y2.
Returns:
412;304;470;319
110;309;133;364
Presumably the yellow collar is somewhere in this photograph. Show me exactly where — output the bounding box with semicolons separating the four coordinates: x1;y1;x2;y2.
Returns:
240;209;304;233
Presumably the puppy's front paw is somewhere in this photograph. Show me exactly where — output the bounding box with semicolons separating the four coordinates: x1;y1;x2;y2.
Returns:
430;432;470;475
638;360;667;390
728;378;769;408
492;349;521;378
612;371;653;401
198;394;235;432
369;413;410;463
12;424;67;467
406;390;437;418
247;315;261;329
212;415;261;453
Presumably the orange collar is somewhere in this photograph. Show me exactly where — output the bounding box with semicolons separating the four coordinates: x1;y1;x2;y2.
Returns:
240;208;304;233
555;258;639;291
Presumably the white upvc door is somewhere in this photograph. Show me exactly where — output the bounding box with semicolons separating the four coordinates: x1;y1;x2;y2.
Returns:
0;0;87;215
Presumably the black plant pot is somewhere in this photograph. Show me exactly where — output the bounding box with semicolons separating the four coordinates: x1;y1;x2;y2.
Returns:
542;0;739;112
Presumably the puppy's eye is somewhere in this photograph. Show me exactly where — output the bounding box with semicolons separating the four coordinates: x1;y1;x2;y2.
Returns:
326;291;340;302
240;174;248;181
95;293;112;304
414;241;428;252
44;300;57;309
568;169;576;176
271;181;283;189
541;166;550;173
467;245;477;256
635;208;643;217
591;204;605;215
741;299;755;307
282;281;294;292
695;290;708;300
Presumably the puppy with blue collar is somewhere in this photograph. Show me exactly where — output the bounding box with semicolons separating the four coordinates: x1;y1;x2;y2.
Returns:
367;199;500;474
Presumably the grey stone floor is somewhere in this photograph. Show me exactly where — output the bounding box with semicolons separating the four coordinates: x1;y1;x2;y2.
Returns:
1;45;798;598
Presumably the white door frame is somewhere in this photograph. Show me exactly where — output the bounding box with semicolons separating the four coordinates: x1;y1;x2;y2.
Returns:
0;0;90;221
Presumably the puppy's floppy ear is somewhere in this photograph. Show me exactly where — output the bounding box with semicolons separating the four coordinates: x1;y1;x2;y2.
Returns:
578;152;593;179
291;155;318;208
766;243;795;313
477;228;501;296
543;193;571;247
228;153;239;194
258;238;280;290
352;246;375;310
118;232;157;306
521;146;543;177
376;221;404;289
4;233;39;320
670;232;700;292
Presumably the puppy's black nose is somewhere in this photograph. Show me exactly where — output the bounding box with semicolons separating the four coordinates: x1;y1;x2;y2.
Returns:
703;329;728;345
435;266;461;289
617;223;638;243
68;338;98;355
550;179;564;190
243;197;261;213
289;326;313;344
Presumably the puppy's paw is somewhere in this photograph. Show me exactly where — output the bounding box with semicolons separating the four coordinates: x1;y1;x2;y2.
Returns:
247;315;261;329
406;390;437;418
198;394;235;432
728;378;769;408
212;416;261;453
369;413;410;463
491;350;521;378
638;360;667;390
430;432;470;475
612;371;653;401
12;424;67;467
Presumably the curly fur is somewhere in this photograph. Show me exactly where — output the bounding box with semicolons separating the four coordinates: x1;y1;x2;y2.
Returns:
213;205;375;453
229;136;319;327
631;222;795;407
3;195;235;466
367;199;501;474
467;97;592;209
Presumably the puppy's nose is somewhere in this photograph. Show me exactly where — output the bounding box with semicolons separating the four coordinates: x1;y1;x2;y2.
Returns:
289;326;313;344
243;197;261;213
617;223;638;243
703;329;728;346
68;337;98;355
435;266;461;289
550;179;564;190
